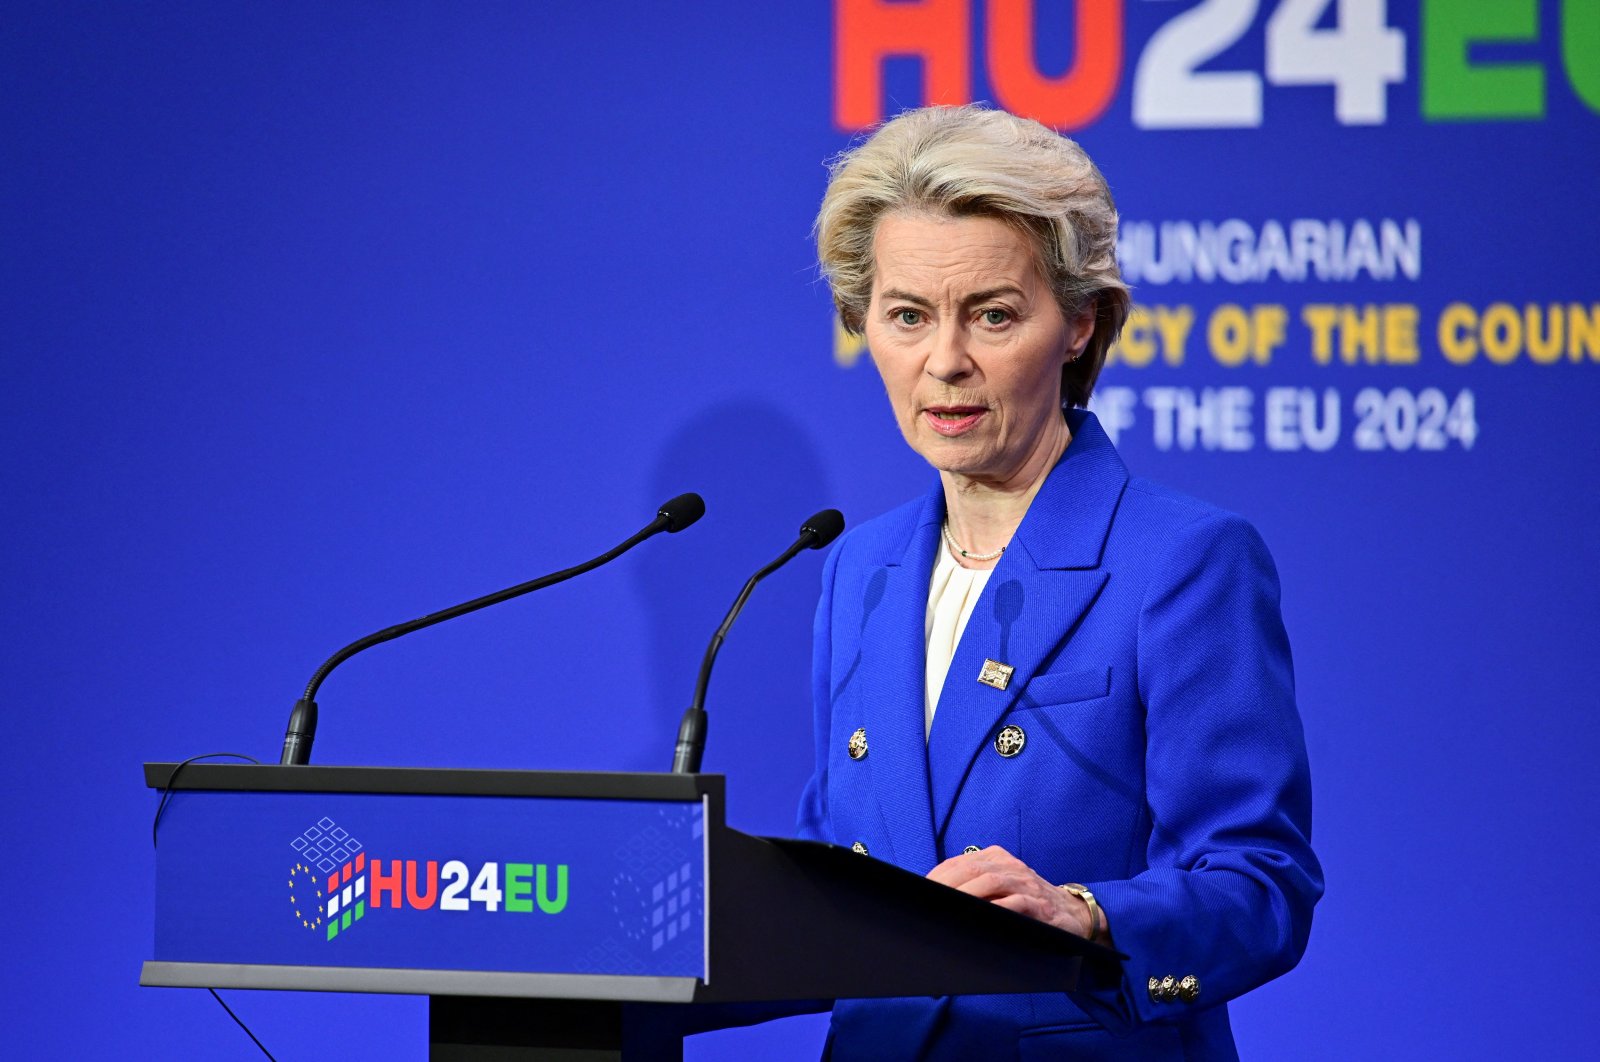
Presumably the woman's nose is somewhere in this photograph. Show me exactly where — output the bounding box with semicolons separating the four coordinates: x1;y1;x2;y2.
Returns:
924;324;973;382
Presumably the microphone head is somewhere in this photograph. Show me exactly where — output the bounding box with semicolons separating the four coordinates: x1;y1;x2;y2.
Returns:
658;492;706;533
799;508;846;548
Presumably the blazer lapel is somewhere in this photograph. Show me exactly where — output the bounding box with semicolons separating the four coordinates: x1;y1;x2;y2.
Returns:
924;411;1129;838
857;486;942;874
924;565;1108;836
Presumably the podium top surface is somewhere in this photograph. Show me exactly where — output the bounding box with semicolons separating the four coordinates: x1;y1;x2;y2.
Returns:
143;762;719;802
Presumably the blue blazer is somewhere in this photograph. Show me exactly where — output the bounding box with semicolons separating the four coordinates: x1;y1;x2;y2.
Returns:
797;411;1323;1061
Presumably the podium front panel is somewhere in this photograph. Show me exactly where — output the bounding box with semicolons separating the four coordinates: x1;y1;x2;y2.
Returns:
149;781;707;995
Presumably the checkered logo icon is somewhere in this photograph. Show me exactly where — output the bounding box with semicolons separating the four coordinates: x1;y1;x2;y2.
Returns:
288;817;368;941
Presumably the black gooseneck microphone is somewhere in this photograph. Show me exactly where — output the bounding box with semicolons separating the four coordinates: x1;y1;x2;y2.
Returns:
671;508;845;774
280;492;706;766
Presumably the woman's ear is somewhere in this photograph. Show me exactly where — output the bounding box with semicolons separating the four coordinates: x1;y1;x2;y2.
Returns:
1065;302;1097;362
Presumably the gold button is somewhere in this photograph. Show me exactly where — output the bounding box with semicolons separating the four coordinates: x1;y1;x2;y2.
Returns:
994;724;1026;757
1147;976;1163;1002
847;727;868;760
1178;975;1200;1003
850;841;869;855
962;845;981;854
1158;975;1178;1002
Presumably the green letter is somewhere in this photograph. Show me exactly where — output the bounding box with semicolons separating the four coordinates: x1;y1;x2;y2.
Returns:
504;863;533;912
1423;0;1545;120
1566;0;1600;114
536;864;568;914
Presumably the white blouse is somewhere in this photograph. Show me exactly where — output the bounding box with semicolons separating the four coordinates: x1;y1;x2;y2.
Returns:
924;542;994;738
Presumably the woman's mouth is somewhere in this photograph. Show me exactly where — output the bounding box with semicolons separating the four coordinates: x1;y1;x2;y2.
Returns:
923;406;987;436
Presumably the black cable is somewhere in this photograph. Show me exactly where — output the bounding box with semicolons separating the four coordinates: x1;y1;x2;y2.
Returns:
207;988;278;1061
151;752;260;848
150;753;277;1058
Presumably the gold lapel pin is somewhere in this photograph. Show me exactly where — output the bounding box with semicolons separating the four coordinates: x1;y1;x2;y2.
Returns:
977;659;1014;691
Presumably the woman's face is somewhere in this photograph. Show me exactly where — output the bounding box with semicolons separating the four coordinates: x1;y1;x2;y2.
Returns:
865;211;1094;486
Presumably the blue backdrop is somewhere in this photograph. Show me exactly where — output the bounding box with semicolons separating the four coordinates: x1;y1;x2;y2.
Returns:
4;2;1597;1057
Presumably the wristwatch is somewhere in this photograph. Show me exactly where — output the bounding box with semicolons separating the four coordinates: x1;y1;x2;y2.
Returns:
1059;882;1102;941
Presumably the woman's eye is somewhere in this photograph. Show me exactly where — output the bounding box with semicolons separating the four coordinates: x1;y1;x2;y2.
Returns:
894;309;922;326
981;308;1011;327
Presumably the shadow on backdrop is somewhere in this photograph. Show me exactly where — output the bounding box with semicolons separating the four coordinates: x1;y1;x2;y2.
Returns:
632;400;830;838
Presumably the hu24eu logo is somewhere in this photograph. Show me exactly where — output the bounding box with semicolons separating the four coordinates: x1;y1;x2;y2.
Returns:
288;817;569;941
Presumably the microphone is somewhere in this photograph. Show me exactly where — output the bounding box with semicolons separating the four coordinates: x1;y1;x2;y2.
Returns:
671;508;845;774
280;492;706;766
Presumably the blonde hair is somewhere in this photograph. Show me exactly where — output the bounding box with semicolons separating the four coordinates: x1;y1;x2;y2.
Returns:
816;105;1130;407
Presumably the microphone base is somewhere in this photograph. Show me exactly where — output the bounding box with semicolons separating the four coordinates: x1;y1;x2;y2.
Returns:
280;697;318;766
671;706;706;774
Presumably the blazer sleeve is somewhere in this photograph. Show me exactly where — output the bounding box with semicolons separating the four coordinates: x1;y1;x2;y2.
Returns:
1071;509;1324;1033
795;536;842;844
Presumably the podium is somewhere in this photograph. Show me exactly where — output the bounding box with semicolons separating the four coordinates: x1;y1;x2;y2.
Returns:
143;763;1120;1059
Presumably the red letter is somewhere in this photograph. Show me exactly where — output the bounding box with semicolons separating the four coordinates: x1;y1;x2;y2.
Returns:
836;0;972;130
405;860;438;910
986;0;1121;130
370;858;402;909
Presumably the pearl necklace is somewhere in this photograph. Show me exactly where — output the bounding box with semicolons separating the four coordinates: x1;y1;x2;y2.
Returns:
941;521;1006;562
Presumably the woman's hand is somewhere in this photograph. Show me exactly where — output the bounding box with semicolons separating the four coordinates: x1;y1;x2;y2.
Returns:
927;845;1109;943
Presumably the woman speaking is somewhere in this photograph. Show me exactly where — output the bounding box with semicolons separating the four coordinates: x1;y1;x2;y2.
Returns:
796;105;1323;1060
